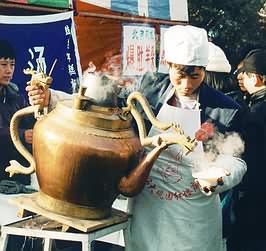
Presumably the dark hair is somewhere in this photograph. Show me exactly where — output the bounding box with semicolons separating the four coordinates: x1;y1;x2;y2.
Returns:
0;40;16;59
239;49;266;76
168;63;205;75
204;71;239;93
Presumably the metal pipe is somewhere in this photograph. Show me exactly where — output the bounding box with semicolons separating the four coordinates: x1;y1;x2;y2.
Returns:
78;11;187;25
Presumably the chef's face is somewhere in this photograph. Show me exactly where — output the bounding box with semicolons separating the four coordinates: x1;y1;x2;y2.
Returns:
168;63;205;96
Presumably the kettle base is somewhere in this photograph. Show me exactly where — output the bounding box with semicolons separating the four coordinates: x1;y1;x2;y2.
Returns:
36;191;111;220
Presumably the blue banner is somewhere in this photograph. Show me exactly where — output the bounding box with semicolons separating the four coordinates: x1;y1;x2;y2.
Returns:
0;12;81;97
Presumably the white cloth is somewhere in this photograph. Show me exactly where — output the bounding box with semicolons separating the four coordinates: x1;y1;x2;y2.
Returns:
164;25;209;66
0;194;22;225
206;42;231;73
126;89;247;251
49;89;73;111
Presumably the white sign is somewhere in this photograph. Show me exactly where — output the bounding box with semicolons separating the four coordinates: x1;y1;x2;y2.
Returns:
158;26;169;74
122;24;156;76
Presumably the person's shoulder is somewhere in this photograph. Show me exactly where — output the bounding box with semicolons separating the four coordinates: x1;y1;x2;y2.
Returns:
7;82;19;93
140;72;170;90
119;72;170;104
6;82;29;106
200;83;240;109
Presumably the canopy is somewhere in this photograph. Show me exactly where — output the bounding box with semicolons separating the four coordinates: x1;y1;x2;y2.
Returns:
79;0;188;21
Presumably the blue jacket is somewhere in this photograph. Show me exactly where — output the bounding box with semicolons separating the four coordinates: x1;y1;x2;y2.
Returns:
0;83;35;184
121;72;243;135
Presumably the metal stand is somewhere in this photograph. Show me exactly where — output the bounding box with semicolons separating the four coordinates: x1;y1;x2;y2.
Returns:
0;194;130;251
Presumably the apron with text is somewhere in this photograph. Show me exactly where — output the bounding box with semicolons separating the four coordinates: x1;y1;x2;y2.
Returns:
126;89;224;251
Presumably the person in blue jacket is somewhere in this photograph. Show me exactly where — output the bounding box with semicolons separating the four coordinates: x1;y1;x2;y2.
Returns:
0;39;34;187
121;26;247;251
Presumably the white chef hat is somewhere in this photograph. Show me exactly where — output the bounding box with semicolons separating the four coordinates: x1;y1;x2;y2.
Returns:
164;25;209;66
206;42;231;73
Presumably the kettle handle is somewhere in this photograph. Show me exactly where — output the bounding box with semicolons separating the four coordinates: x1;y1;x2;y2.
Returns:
5;106;36;177
122;91;197;154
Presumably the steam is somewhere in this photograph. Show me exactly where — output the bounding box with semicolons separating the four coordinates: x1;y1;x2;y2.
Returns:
119;71;157;96
80;60;139;107
192;131;245;173
81;63;120;107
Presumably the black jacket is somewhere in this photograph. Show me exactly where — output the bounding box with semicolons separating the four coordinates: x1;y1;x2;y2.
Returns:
236;87;266;238
0;83;35;184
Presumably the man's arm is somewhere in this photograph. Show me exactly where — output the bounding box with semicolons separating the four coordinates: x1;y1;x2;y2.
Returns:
26;85;73;111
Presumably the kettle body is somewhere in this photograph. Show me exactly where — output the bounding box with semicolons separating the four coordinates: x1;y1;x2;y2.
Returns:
6;90;196;219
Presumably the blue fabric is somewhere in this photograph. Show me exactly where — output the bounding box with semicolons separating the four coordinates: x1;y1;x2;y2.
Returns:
111;0;171;20
148;0;170;20
111;0;139;16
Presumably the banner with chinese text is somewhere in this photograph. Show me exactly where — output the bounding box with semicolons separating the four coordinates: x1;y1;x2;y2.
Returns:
122;24;156;76
0;12;81;95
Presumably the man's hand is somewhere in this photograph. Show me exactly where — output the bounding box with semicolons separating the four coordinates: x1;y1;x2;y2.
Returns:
24;129;33;144
25;85;50;106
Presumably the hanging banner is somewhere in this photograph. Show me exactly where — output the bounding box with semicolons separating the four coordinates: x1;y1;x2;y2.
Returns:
122;24;156;76
5;0;73;9
0;12;81;95
79;0;188;21
158;25;170;74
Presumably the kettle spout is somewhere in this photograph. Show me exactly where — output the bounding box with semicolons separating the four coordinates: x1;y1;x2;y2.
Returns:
118;142;167;197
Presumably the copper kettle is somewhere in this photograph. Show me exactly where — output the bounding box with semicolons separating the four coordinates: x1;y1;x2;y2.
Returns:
6;76;196;219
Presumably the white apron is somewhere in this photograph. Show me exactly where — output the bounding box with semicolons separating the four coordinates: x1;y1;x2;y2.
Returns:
126;89;224;251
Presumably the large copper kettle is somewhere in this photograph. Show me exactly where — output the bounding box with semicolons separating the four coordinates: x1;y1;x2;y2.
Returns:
6;74;196;220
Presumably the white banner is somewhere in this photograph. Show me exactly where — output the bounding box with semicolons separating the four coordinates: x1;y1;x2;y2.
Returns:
122;24;156;76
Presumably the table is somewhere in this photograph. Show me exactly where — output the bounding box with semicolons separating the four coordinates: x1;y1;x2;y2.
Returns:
0;193;130;251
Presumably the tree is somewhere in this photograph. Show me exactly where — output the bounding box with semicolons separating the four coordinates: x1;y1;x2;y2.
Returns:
258;2;266;17
188;0;266;68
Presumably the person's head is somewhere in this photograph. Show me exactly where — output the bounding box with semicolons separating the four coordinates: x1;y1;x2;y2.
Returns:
0;40;16;87
236;49;266;94
205;42;238;93
101;50;122;79
164;25;209;96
